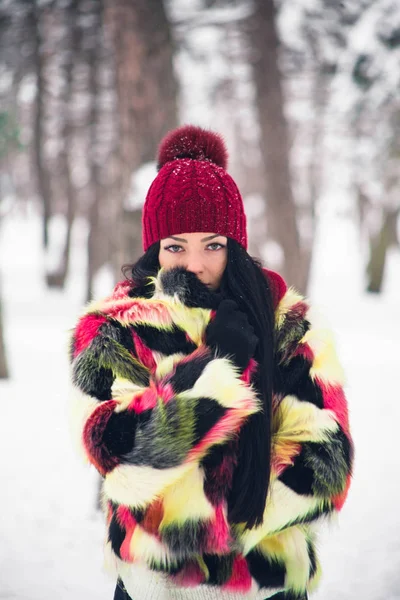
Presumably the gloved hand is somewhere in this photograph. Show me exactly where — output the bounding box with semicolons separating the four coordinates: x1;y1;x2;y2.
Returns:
205;299;258;371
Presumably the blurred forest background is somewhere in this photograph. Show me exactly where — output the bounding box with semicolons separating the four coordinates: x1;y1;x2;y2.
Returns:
1;0;400;380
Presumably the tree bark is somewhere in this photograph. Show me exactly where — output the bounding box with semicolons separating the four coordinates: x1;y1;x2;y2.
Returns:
104;0;178;276
86;0;105;302
33;1;52;249
247;0;304;292
46;0;78;289
367;208;399;293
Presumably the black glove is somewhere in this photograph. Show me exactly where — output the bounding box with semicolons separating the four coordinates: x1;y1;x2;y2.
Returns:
205;299;258;371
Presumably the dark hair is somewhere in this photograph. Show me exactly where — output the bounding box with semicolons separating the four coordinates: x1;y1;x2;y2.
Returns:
221;239;275;529
122;238;275;530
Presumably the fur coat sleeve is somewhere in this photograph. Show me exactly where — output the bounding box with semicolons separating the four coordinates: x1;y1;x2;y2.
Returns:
240;287;354;557
68;284;260;508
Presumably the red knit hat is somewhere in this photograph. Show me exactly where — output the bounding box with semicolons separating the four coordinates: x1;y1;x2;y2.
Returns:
142;125;248;251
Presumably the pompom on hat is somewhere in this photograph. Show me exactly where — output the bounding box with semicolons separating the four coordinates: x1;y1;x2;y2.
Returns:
142;125;248;251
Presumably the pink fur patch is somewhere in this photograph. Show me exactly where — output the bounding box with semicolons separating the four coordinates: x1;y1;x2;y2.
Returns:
171;560;205;587
241;358;258;384
132;331;157;371
157;382;175;404
83;400;119;475
120;531;134;562
290;300;309;320
109;279;133;300
222;555;252;592
179;345;211;364
73;314;107;357
204;504;231;553
105;300;173;327
317;379;350;434
117;506;138;530
129;386;158;413
332;472;352;511
116;506;138;562
187;399;256;463
292;341;314;363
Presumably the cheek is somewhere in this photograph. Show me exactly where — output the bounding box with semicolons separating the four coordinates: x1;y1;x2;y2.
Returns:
208;253;227;283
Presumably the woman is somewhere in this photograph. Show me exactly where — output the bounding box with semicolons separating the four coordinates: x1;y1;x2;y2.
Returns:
69;125;353;600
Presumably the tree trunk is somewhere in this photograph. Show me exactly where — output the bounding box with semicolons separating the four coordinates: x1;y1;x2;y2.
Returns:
46;0;78;289
0;273;9;379
247;0;305;292
104;0;178;277
33;1;52;249
366;208;398;293
86;1;104;303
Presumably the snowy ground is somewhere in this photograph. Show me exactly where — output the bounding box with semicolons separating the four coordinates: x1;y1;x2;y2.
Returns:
0;210;399;600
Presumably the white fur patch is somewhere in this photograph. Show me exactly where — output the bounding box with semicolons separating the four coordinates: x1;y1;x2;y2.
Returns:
111;377;146;411
68;383;100;461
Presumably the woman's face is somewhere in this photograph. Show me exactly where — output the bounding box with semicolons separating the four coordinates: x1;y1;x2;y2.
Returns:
159;232;228;290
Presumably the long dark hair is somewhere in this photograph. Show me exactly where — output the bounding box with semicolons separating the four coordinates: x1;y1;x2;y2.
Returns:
122;238;275;529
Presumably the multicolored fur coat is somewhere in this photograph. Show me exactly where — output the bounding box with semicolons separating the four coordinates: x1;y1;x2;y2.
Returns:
69;268;353;599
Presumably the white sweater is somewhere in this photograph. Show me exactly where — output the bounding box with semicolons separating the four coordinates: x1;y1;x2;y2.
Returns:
118;562;284;600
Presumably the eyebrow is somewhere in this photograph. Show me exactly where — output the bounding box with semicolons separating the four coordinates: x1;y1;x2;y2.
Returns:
167;234;222;243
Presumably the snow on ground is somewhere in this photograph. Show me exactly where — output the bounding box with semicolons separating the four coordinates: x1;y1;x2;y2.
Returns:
0;208;399;600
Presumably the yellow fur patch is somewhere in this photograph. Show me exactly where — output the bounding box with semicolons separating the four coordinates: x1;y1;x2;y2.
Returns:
155;353;186;380
302;327;345;385
258;526;310;592
103;462;194;508
275;288;305;329
241;480;329;554
275;395;338;446
183;357;260;411
160;466;214;526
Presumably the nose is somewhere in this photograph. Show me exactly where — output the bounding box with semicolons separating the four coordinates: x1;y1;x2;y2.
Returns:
185;255;204;276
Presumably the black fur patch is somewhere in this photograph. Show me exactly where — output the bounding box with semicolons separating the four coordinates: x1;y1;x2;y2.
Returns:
274;356;323;408
108;513;125;558
133;323;197;356
102;410;139;457
201;441;237;503
192;398;227;447
100;320;136;354
147;558;185;576
170;353;211;393
279;446;315;495
297;426;353;497
161;520;208;555
202;553;235;585
72;350;114;400
307;539;318;578
159;267;221;309
246;550;286;588
128;280;156;299
130;506;145;524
